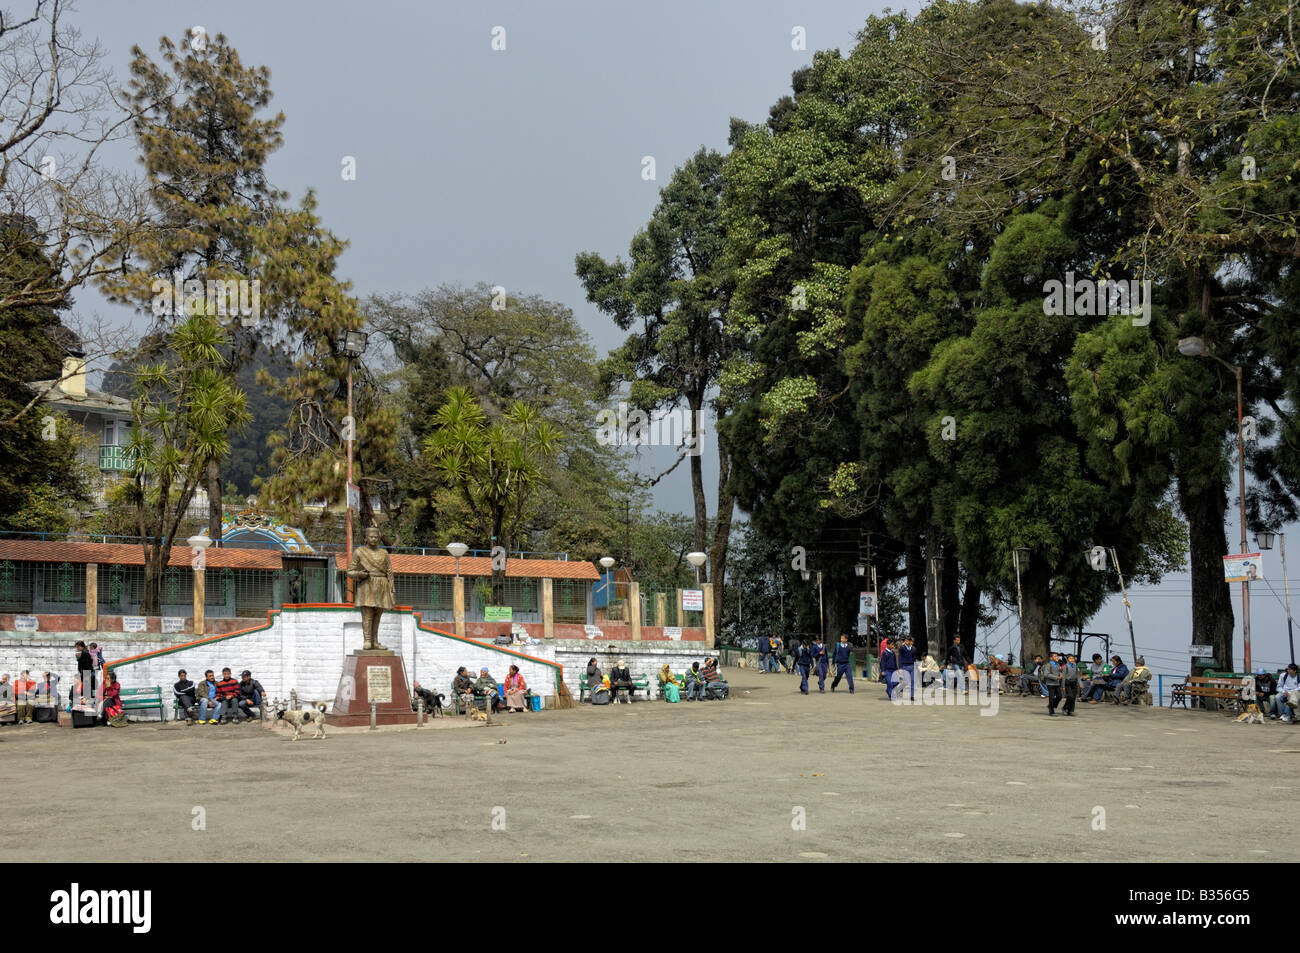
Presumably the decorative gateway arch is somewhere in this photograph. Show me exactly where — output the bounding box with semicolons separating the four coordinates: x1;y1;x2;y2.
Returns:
191;508;332;605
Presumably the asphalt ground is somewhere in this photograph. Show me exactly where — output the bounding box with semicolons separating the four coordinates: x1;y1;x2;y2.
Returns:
2;668;1296;862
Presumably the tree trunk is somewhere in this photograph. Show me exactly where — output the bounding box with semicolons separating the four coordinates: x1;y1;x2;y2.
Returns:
207;457;223;544
1179;471;1235;671
1019;567;1051;663
940;550;961;652
906;540;928;656
688;397;709;563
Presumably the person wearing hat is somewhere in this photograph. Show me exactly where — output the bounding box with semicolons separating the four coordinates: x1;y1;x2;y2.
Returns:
899;636;917;700
237;669;266;721
1254;666;1279;718
475;667;503;713
1114;656;1151;705
830;634;855;694
609;659;636;703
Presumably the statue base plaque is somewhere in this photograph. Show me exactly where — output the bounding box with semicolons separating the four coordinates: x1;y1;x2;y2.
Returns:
326;651;417;727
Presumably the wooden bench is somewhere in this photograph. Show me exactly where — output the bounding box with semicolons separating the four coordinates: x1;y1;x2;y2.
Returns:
1170;676;1243;711
579;674;650;703
119;686;166;722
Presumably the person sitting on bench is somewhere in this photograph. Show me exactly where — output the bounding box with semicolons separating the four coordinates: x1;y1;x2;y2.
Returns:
452;666;476;712
1114;657;1151;704
237;670;266;720
173;670;198;722
609;660;636;702
474;667;503;713
1087;656;1128;703
503;666;527;712
659;664;682;703
684;662;706;701
1017;655;1044;696
1276;664;1300;723
701;657;729;699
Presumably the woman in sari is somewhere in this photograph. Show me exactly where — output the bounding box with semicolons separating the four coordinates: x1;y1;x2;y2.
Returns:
659;663;682;703
504;664;528;712
103;670;126;727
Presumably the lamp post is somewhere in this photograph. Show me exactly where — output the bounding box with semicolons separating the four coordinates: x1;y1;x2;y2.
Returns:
1256;530;1294;665
187;533;211;637
801;568;824;642
1013;546;1029;658
337;329;369;597
599;556;616;607
1178;336;1251;671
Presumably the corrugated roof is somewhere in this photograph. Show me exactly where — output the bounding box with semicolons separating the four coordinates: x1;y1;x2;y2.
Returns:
0;540;282;569
333;552;600;580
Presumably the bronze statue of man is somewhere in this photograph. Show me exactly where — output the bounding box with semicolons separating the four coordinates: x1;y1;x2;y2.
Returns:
347;526;395;651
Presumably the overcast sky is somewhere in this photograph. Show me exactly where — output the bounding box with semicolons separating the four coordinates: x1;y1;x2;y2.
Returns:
67;0;1298;676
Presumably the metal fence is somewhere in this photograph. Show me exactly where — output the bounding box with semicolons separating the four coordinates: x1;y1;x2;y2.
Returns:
0;560;35;611
394;573;453;618
642;585;704;628
553;578;588;624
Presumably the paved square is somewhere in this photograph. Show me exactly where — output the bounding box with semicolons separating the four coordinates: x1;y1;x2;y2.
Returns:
2;670;1296;862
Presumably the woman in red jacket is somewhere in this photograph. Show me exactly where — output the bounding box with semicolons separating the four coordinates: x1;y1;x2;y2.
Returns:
504;664;527;712
103;670;125;726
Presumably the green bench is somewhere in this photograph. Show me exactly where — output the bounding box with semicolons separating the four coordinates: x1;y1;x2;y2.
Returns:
579;673;650;703
120;686;166;722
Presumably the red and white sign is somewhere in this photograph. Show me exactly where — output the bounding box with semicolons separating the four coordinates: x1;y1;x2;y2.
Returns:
682;589;704;612
1223;552;1264;583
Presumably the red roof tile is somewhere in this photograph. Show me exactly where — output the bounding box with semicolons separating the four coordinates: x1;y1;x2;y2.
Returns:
0;540;283;570
332;553;599;580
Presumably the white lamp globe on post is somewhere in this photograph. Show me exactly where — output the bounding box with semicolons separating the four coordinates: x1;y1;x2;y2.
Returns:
599;556;616;602
446;542;469;578
686;551;707;586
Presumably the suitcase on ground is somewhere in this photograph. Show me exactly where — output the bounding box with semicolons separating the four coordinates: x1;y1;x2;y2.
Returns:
70;707;99;729
33;706;57;723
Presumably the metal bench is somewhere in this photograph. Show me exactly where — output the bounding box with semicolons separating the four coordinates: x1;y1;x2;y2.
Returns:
1170;676;1243;711
119;686;166;722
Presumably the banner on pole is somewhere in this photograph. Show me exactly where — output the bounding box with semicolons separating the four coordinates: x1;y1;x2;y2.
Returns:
1222;552;1263;583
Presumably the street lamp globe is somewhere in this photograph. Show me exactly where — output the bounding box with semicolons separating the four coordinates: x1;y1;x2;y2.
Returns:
854;563;866;577
445;542;468;559
1177;336;1210;357
1256;530;1275;551
336;329;369;359
599;556;616;570
187;534;211;552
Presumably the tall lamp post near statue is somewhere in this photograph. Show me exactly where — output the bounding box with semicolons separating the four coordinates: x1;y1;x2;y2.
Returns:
337;328;368;601
1178;336;1252;671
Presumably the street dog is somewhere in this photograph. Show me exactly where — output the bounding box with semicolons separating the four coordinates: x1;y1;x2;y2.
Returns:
1234;703;1265;725
274;700;328;740
467;704;492;725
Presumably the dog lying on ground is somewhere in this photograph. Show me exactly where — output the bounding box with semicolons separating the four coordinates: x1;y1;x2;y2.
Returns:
1234;703;1265;724
467;705;493;725
273;699;328;740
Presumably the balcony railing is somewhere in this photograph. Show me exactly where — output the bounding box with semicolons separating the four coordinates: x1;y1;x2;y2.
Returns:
98;445;135;471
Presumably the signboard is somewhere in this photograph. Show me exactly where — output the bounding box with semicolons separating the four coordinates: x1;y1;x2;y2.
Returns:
584;624;603;640
1188;644;1215;658
682;589;704;612
366;666;392;704
122;616;148;633
664;626;683;641
857;615;868;636
484;605;513;622
1223;552;1264;583
859;591;878;618
346;482;361;511
162;617;185;634
14;615;38;632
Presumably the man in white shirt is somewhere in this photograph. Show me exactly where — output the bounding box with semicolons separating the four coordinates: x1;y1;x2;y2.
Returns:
1276;664;1300;723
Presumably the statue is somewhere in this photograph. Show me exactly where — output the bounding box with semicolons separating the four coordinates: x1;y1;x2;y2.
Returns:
346;526;395;651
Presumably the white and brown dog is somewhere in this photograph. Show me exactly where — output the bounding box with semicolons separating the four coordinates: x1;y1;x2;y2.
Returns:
274;699;328;740
1234;703;1265;725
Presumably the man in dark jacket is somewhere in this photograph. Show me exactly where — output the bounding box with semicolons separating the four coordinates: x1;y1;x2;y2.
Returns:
899;636;917;700
73;641;96;702
811;637;829;693
830;634;855;693
881;639;900;700
237;670;266;720
795;640;814;695
1255;668;1279;718
946;636;970;692
173;670;197;722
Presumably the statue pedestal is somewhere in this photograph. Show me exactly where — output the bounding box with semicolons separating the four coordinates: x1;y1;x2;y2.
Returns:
326;650;417;727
